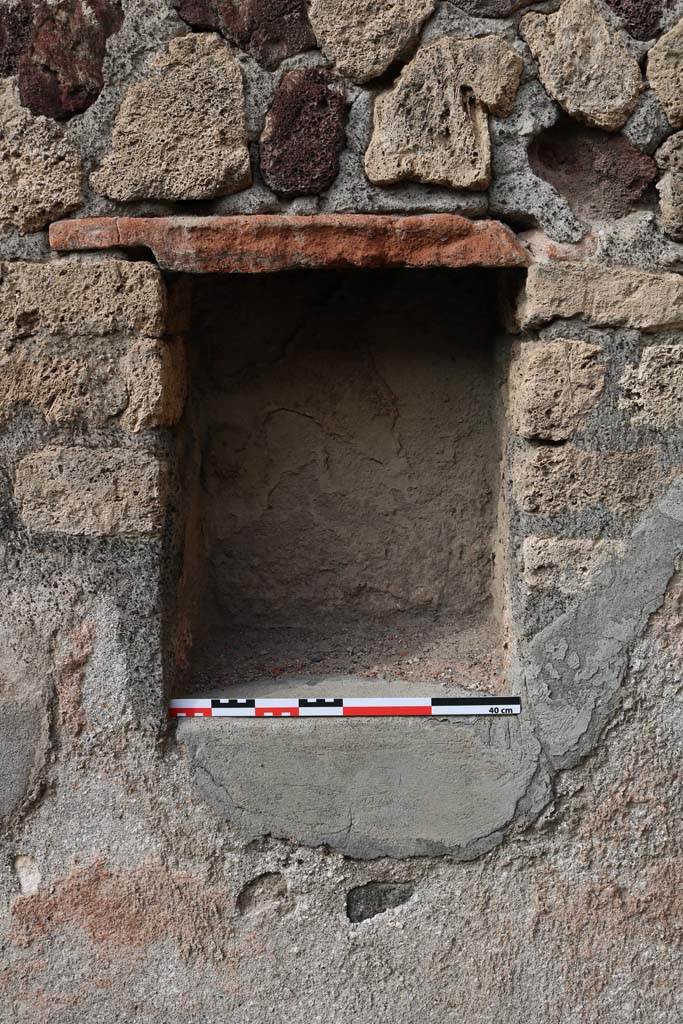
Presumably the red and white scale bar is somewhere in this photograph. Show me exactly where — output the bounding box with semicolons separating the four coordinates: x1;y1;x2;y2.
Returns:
170;696;521;718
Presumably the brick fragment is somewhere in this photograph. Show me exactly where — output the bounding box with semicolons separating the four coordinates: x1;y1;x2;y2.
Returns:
49;215;531;273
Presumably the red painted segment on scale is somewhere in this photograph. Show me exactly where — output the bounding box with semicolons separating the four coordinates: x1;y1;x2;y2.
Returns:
342;705;432;716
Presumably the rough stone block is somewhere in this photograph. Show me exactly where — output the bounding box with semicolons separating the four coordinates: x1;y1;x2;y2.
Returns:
18;0;123;120
520;0;642;131
365;35;523;191
176;0;316;70
620;343;683;428
0;334;185;432
91;34;251;202
647;19;683;128
0;0;32;78
121;337;187;432
528;124;657;223
16;447;169;536
0;259;166;338
509;339;605;441
655;131;683;241
0;80;83;235
604;0;667;40
517;262;683;332
514;444;665;514
259;68;348;198
522;537;627;592
308;0;435;83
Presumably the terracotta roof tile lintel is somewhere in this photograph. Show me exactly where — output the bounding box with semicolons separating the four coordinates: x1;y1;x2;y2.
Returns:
49;215;530;273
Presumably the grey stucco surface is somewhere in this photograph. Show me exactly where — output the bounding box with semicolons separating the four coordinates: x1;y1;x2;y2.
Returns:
178;679;546;859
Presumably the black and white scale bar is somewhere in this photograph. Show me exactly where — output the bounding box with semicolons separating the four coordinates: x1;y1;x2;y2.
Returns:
169;696;521;719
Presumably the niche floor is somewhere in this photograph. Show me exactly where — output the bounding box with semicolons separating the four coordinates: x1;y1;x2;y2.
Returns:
182;268;506;693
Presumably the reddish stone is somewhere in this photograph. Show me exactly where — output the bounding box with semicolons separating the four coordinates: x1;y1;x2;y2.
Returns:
176;0;315;70
174;0;222;30
604;0;668;40
529;125;657;223
49;214;531;273
18;0;123;120
0;0;33;78
260;69;347;198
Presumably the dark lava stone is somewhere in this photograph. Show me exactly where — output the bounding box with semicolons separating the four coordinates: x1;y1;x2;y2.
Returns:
174;0;222;31
176;0;316;70
603;0;668;40
259;68;348;198
529;123;658;223
18;0;123;120
0;1;33;78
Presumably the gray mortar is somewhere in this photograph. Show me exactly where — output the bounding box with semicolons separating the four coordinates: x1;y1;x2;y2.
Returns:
489;81;585;241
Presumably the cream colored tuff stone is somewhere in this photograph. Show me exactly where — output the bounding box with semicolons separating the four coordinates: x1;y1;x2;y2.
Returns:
620;344;683;429
0;259;166;338
655;131;683;241
0;80;82;235
517;263;683;332
121;336;187;432
91;34;251;201
509;339;605;441
364;36;523;190
0;335;185;432
308;0;435;83
520;0;642;131
16;447;169;536
523;537;627;593
514;445;665;515
647;20;683;129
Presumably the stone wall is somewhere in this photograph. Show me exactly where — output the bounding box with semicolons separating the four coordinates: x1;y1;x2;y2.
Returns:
0;2;681;1022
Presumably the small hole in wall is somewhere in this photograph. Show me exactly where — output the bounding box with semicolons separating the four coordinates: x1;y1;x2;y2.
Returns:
346;881;414;922
237;872;292;917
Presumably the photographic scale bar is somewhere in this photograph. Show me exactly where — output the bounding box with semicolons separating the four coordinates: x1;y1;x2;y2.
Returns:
170;696;521;719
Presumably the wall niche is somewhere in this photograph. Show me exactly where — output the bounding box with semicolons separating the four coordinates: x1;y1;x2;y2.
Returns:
177;267;509;696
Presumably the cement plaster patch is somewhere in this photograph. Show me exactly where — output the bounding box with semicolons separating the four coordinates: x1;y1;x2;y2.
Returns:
177;677;545;859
